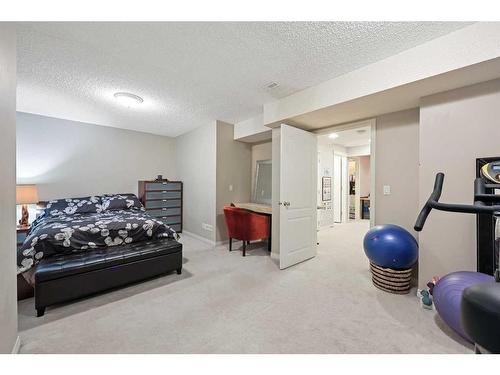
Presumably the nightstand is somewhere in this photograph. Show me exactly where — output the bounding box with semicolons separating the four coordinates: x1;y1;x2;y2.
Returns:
17;225;30;250
17;225;34;300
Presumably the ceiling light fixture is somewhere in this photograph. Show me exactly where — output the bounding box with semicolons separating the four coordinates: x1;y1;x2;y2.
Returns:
113;92;144;107
328;133;339;139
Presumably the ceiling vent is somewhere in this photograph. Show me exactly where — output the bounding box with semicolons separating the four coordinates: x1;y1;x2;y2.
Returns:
265;82;280;90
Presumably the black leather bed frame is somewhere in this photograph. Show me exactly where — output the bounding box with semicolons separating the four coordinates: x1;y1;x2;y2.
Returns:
31;238;182;317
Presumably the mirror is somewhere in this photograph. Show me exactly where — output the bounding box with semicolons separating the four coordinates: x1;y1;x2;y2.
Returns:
253;159;272;204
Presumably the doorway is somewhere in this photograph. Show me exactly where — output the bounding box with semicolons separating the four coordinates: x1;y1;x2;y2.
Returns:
271;120;375;270
315;120;374;251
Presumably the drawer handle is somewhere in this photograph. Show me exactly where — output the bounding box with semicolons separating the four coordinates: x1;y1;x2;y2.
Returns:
162;208;167;210
162;199;167;202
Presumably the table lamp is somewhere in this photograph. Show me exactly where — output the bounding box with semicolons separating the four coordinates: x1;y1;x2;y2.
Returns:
16;184;39;227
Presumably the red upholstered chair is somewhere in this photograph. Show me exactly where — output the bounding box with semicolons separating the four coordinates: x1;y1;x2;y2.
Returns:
223;206;271;256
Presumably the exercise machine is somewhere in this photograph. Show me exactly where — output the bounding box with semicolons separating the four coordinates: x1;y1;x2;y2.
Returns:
415;159;500;277
414;159;500;353
477;157;500;275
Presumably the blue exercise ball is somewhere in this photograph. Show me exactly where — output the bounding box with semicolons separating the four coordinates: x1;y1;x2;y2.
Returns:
433;271;494;342
363;224;418;269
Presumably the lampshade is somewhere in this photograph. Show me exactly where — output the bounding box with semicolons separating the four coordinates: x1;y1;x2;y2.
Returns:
16;185;39;205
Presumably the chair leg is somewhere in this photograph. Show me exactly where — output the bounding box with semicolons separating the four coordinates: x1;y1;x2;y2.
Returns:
36;307;46;317
229;238;232;252
243;241;246;257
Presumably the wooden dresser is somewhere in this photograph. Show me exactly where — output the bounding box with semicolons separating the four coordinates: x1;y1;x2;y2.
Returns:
138;179;183;233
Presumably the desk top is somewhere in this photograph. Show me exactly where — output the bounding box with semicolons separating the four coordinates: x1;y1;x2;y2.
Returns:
234;202;272;215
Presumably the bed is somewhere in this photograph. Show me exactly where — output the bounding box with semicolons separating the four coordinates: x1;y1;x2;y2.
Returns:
18;193;183;316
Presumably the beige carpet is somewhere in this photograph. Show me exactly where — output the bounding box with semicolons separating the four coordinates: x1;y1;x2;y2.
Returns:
17;220;472;353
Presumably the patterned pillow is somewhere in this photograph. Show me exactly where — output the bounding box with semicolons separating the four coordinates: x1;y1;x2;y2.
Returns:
101;194;144;211
45;196;103;216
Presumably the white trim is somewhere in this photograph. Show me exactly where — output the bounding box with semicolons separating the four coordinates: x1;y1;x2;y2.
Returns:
181;230;246;248
313;118;374;136
369;120;376;228
11;336;20;354
216;239;245;247
180;230;215;246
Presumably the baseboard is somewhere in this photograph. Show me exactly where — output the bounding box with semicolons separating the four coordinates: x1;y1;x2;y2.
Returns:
181;231;247;248
181;230;216;246
11;336;20;354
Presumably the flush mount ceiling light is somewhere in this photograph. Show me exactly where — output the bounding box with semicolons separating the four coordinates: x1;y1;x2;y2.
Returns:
113;92;144;107
328;133;339;139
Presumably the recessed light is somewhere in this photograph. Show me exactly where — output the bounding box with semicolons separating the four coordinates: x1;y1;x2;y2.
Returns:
328;133;339;139
113;92;144;107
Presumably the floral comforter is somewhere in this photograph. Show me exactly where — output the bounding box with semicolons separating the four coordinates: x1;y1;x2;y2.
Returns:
17;209;178;274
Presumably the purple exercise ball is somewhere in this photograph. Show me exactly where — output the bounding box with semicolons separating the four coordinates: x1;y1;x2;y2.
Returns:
433;271;494;342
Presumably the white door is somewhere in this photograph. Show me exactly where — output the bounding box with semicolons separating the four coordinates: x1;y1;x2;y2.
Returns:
333;154;342;222
279;124;317;269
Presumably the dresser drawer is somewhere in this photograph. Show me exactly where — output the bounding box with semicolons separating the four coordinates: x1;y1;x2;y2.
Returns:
159;215;182;225
147;207;181;217
139;179;182;233
145;199;181;209
145;191;181;200
145;182;182;191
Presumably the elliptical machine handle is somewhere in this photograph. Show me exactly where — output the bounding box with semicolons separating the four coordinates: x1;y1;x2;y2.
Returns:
414;173;444;231
414;173;500;232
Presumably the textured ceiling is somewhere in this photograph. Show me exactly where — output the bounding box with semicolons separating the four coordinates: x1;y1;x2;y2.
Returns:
17;22;471;137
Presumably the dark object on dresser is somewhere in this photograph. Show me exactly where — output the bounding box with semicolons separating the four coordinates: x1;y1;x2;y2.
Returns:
139;179;183;233
17;226;34;300
33;238;182;317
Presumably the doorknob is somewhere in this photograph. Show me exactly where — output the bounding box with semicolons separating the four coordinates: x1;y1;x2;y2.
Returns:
283;201;290;207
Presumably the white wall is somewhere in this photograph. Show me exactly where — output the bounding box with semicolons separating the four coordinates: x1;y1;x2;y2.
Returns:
175;122;217;242
346;144;370;157
374;109;420;233
234;113;272;143
0;24;18;354
358;155;371;198
271;127;281;257
251;142;272;199
215;121;252;242
419;79;500;286
17;112;176;201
